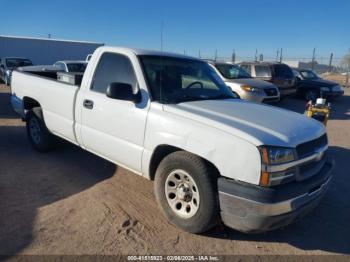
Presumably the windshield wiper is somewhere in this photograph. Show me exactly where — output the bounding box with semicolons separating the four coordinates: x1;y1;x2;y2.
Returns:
173;94;235;104
175;94;208;103
204;94;235;100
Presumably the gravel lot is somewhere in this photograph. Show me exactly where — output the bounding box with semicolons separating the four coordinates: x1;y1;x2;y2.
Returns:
0;83;350;256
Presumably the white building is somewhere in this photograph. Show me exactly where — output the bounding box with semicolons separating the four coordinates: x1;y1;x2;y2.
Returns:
0;35;104;65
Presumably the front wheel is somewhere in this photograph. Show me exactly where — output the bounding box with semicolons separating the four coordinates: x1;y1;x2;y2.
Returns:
154;151;219;233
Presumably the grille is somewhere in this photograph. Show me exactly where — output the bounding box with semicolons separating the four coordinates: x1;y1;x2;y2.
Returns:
264;88;278;96
296;134;328;159
262;97;279;103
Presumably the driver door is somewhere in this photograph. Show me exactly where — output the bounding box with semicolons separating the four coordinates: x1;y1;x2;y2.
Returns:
80;52;148;173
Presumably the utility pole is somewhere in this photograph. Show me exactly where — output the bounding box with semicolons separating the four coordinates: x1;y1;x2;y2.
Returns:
276;49;279;62
346;49;350;87
280;48;283;63
311;48;316;70
328;53;333;73
160;21;164;52
214;49;218;61
231;49;236;63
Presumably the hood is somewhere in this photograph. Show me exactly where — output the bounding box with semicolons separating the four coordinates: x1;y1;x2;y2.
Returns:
302;78;338;87
164;99;325;147
225;78;276;89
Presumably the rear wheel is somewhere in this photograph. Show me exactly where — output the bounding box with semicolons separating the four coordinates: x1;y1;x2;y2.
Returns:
154;151;219;233
26;108;56;152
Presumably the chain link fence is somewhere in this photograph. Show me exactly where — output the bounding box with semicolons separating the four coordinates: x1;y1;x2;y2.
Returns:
185;50;349;87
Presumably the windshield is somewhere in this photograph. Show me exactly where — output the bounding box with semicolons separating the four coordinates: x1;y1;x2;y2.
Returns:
139;55;237;104
300;70;319;80
67;63;87;72
215;64;251;79
6;58;32;68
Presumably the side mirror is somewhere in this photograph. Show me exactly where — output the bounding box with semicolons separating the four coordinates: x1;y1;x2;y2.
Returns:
106;82;141;103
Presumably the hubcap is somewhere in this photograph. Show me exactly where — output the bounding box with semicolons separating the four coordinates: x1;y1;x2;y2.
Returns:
29;117;41;144
165;169;200;219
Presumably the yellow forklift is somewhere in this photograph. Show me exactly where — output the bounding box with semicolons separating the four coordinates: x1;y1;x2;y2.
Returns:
305;98;331;126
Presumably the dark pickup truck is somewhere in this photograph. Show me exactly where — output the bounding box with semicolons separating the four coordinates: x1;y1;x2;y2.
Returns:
293;69;344;101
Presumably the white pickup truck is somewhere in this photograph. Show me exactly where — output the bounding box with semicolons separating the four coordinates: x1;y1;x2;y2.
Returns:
11;46;334;233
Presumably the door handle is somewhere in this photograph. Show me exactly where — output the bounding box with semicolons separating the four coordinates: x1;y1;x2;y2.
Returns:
83;99;94;109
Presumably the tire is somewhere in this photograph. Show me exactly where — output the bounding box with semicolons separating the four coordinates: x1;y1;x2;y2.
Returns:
154;151;219;233
305;90;318;102
26;107;56;152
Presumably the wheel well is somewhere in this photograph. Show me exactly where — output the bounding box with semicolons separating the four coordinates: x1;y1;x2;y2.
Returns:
23;97;41;111
148;145;220;180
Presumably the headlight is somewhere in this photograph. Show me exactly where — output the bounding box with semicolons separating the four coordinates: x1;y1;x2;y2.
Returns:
332;85;343;91
320;87;330;92
259;146;296;187
241;85;258;92
260;146;295;165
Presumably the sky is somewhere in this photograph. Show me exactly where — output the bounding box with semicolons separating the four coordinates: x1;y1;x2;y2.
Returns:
1;0;349;59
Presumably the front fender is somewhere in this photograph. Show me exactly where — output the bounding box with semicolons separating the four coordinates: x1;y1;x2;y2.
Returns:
142;106;262;185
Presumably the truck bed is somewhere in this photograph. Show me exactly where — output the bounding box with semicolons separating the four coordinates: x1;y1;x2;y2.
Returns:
11;70;80;143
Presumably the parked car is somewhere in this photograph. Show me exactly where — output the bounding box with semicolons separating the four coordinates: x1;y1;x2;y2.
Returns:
238;62;296;97
11;46;333;234
293;68;344;101
0;57;33;85
53;60;87;73
207;61;280;103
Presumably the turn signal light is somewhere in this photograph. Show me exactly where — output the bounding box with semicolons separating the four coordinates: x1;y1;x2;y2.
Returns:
261;148;269;164
260;171;270;187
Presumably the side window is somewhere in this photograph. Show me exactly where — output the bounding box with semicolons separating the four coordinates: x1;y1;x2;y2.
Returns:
240;64;251;75
255;65;271;77
55;62;65;71
91;53;137;94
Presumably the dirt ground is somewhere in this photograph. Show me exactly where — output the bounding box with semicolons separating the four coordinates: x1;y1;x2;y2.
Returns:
0;83;350;257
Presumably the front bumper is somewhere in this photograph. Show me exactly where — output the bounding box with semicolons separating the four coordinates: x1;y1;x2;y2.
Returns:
218;156;334;233
279;87;297;96
323;90;344;98
241;92;280;104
